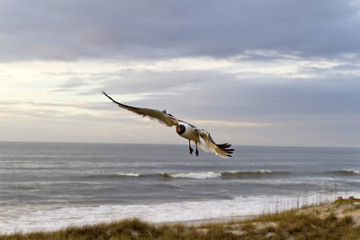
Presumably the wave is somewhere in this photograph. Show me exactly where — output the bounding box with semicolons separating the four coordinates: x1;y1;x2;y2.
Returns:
85;173;140;179
90;170;289;180
116;172;141;177
114;172;221;179
328;169;360;176
163;172;221;179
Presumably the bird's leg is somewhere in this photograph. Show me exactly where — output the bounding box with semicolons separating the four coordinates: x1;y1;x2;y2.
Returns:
188;140;194;155
195;142;199;157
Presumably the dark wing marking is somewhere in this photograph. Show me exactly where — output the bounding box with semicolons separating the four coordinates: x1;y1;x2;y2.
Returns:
102;91;179;127
199;129;234;158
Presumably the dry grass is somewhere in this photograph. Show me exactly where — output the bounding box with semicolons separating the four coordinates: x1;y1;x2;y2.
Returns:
1;202;360;240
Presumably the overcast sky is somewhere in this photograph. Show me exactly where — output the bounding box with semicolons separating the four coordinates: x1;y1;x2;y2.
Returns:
1;0;360;148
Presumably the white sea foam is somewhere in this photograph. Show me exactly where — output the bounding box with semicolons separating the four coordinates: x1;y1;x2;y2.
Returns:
166;170;273;179
257;169;273;173
228;170;273;174
343;169;360;175
168;172;221;179
116;172;140;177
1;191;355;235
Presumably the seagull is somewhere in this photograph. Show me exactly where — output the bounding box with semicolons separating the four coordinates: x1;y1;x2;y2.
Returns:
102;91;234;158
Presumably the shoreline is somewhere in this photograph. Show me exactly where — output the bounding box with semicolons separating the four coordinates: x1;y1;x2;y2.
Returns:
1;196;358;235
1;201;360;239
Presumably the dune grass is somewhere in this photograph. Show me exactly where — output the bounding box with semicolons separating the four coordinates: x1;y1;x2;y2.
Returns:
1;202;360;240
0;219;230;240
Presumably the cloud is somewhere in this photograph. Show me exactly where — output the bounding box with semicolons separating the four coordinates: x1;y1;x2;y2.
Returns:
94;68;360;131
192;120;276;128
1;0;360;62
2;55;359;123
1;1;360;147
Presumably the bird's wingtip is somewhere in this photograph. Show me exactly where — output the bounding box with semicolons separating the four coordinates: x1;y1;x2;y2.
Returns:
102;91;113;100
217;143;234;158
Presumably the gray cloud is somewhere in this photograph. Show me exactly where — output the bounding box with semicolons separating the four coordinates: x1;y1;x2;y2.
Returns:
1;0;360;61
83;67;360;122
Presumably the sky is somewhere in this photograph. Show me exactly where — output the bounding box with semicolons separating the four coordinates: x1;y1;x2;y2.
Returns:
1;0;360;148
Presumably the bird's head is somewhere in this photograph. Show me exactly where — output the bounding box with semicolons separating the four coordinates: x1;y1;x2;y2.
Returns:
176;124;186;135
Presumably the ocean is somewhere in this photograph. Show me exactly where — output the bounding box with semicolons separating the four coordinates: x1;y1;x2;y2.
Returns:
0;142;359;234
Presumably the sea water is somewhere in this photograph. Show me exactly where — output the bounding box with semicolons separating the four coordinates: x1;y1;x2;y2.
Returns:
0;142;359;234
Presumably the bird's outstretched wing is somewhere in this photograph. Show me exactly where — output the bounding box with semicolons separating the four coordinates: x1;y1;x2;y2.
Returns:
199;129;234;158
102;91;179;127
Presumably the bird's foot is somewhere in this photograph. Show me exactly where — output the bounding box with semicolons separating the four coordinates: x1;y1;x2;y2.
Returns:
195;149;199;157
189;147;194;155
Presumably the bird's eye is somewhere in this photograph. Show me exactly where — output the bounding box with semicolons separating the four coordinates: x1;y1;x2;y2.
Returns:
176;125;186;134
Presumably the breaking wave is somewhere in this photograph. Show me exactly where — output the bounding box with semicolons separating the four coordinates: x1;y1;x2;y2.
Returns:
329;169;360;176
162;172;221;179
94;170;290;180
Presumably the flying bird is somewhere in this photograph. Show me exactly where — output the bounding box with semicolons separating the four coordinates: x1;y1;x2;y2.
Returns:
102;91;234;158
